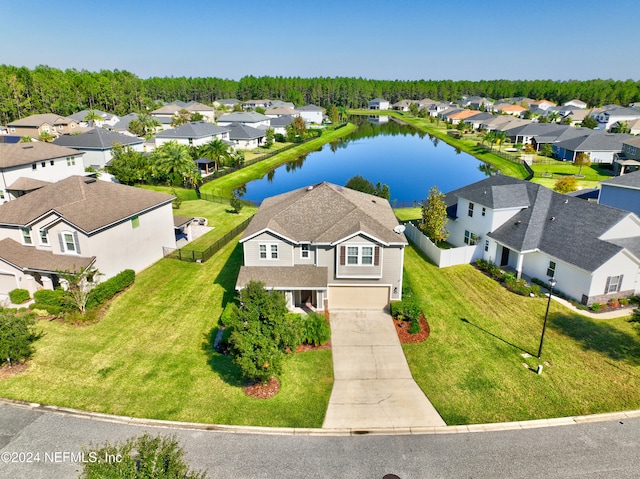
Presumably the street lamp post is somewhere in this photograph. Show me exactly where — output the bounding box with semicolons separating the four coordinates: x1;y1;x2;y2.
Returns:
537;278;557;359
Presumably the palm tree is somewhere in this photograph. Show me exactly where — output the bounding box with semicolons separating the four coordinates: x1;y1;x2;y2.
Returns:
136;113;161;137
19;136;33;143
38;131;54;142
611;121;630;134
84;109;102;127
484;130;498;149
198;138;231;172
153;141;200;187
495;131;507;151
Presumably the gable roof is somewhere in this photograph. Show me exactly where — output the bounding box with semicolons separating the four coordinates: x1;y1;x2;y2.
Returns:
449;176;637;272
554;131;631;152
68;109;116;123
0;176;174;233
0;142;84;168
155;122;230;139
241;182;407;245
297;104;323;112
7;114;75;127
53;128;143;149
109;113;139;131
228;123;265;140
217;112;269;123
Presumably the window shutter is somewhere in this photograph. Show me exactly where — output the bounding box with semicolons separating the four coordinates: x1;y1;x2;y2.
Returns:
374;246;380;266
339;246;345;266
73;231;81;254
618;275;624;292
58;233;64;252
604;276;611;294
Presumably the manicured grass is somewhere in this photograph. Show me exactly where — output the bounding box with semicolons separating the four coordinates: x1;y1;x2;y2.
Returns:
200;124;357;197
529;159;613;190
402;244;640;425
394;207;421;222
140;184;199;201
0;204;333;428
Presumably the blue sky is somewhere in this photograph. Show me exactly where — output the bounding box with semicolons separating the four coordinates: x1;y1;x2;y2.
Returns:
2;0;638;81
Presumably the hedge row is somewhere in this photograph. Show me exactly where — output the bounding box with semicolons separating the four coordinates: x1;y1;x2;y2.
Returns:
86;269;135;309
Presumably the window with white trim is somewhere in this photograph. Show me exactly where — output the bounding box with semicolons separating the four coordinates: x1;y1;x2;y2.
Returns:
347;246;358;265
468;202;475;217
547;261;556;278
361;246;374;265
300;244;310;259
481;207;486;217
464;230;478;245
21;228;33;245
61;232;79;253
39;229;49;245
605;275;623;294
340;245;380;266
484;239;489;252
67;157;75;166
259;243;278;260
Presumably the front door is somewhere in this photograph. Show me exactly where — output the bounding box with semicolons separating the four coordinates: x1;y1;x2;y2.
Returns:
500;246;510;267
300;290;313;306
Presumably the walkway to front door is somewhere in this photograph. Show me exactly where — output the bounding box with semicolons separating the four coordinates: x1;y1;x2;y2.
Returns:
322;310;446;429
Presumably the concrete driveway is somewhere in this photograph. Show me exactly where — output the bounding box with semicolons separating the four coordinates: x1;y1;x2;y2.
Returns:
323;309;446;430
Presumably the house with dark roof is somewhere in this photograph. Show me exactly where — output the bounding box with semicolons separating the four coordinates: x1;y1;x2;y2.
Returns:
268;115;294;136
598;170;640;216
217;111;270;129
0;142;86;202
614;136;640;175
154;121;230;148
53;127;144;169
296;104;324;124
553;131;632;164
443;175;640;305
236;182;408;311
594;107;640;131
68;109;119;128
0;176;176;298
227;124;265;150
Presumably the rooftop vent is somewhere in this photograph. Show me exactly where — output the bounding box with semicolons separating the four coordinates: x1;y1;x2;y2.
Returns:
84;178;97;184
550;216;556;221
515;220;522;225
21;145;34;149
564;199;569;204
306;185;314;191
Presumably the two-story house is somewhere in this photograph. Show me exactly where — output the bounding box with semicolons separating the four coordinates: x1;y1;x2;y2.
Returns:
0;176;175;297
444;175;640;306
0;142;86;202
7;114;81;139
613;136;640;175
598;170;640;217
236;182;408;311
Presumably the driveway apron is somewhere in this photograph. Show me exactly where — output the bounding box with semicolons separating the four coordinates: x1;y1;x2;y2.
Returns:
323;310;446;429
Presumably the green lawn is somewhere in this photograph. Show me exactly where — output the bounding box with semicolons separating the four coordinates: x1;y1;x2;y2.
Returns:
0;204;333;428
200;124;357;197
402;244;640;425
394;207;422;222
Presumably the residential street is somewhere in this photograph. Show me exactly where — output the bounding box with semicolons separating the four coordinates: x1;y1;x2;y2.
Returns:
1;402;638;479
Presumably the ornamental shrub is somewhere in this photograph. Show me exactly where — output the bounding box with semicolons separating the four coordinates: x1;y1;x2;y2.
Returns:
0;310;41;366
301;312;330;346
590;302;602;312
409;318;421;334
86;269;135;309
33;289;65;307
619;298;630;307
8;289;30;304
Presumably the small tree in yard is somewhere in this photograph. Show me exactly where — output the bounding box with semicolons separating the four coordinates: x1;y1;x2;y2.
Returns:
554;176;578;193
264;128;275;148
58;265;101;315
80;433;207;479
221;280;301;384
421;186;449;245
230;193;244;214
0;311;41;367
574;152;591;176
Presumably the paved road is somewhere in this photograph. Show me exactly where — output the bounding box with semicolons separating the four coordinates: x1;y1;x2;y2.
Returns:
1;402;639;479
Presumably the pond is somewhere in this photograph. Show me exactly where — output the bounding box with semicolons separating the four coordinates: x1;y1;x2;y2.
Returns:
240;116;494;205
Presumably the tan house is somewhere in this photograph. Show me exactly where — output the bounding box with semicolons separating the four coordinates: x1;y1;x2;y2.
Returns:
0;176;176;297
7;114;81;139
236;182;408;311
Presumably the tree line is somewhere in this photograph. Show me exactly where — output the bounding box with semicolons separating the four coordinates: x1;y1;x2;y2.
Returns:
2;64;640;124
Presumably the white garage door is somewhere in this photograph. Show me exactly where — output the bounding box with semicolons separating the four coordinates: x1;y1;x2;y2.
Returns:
0;273;18;294
329;286;389;310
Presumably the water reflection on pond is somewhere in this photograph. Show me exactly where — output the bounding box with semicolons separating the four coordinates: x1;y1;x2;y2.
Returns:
241;116;493;205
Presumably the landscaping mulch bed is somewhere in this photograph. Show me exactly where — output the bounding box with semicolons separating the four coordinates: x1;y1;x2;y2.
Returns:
394;314;430;344
295;340;331;353
242;376;280;399
0;362;29;380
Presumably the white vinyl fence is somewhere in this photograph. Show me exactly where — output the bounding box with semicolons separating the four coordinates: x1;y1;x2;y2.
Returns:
404;222;481;268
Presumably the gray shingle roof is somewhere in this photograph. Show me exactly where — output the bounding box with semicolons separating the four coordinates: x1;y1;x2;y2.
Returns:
450;176;636;272
600;170;640;189
217;112;269;123
236;265;328;289
268;116;294;127
0;142;84;168
109;113;138;131
228;124;265;140
241;182;407;245
554;131;631;152
155;122;230;139
297;104;323;112
53;128;143;149
68;110;115;123
0;176;174;233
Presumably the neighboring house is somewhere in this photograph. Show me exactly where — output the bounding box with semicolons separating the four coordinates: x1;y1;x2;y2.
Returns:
368;98;390;110
7;114;80;139
529;126;592;152
265;107;299;118
53;127;144;169
626;118;640;135
614;136;640;175
424;101;453;117
296;104;324;124
529;100;556;111
463;112;496;130
151;101;216;123
391;100;415;111
243;99;271;111
236;182;408;311
553;131;631;164
505;123;569;146
443;175;640;305
217;112;271;129
479;116;529;132
462;96;493;110
270;100;295;109
563;99;588;109
268;115;294;136
68;109;119;128
496;104;526;116
444;109;481;124
0;176;176;297
217;99;240;110
598;170;640;216
108;113;139;134
227;124;265;150
0;142;86;202
154;121;230;148
594;107;640;131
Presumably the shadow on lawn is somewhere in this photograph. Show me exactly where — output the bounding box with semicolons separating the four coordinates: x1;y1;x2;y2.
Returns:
202;327;244;387
213;242;243;306
460;317;536;356
551;313;640;366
